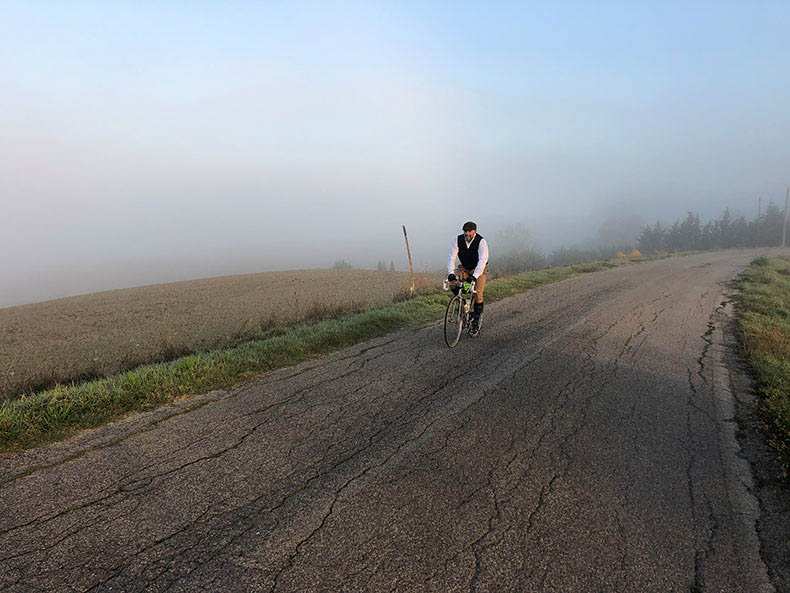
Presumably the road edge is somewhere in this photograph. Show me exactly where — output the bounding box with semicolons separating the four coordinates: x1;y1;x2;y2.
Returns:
717;299;788;592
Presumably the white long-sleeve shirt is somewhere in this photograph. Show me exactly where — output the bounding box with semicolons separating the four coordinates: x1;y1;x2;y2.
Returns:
447;235;489;278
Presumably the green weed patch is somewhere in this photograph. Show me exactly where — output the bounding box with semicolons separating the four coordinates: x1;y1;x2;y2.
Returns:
736;255;790;476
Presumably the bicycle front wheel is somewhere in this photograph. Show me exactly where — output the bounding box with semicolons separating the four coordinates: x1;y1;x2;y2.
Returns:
444;295;464;348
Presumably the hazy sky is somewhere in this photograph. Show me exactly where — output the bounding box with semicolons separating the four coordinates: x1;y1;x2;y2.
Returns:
3;1;790;306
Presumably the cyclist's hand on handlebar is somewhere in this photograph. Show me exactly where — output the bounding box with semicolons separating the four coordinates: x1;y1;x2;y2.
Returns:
467;275;476;284
448;273;456;282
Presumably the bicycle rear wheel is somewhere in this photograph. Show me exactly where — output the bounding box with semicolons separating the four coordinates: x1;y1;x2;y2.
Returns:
444;295;463;348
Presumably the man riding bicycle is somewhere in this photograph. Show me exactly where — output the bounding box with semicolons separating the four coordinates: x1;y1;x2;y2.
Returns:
447;221;489;337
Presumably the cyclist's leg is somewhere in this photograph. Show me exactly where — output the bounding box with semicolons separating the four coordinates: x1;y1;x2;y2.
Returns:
452;266;467;295
456;266;472;282
475;266;487;304
471;265;488;331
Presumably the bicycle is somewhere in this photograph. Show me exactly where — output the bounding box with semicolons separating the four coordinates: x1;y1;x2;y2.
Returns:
442;277;482;347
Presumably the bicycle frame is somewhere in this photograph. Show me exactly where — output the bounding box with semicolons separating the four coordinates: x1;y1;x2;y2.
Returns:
443;280;476;347
460;281;475;322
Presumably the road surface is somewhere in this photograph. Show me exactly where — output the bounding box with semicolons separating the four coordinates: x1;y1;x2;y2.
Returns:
0;250;781;592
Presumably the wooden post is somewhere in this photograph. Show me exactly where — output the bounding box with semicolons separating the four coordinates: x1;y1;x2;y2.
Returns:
784;188;790;247
402;225;415;296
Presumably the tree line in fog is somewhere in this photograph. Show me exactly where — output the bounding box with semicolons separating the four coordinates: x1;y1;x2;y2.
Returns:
637;202;785;253
491;202;787;277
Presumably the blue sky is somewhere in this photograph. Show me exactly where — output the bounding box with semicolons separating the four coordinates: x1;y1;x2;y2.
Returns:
2;1;790;304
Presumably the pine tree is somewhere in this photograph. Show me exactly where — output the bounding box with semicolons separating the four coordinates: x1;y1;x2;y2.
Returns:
718;208;732;247
759;201;784;245
701;221;714;250
731;216;749;246
667;220;682;251
637;221;665;253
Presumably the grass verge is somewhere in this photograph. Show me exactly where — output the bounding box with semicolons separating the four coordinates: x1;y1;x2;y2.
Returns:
735;255;790;476
0;258;632;453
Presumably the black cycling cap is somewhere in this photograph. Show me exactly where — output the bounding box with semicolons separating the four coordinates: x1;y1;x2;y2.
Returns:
462;221;477;231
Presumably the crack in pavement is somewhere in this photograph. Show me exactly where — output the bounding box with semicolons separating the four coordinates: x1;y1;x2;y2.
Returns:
0;337;405;490
1;249;780;593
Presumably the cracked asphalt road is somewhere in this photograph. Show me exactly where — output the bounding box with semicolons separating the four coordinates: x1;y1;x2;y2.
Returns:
0;250;782;592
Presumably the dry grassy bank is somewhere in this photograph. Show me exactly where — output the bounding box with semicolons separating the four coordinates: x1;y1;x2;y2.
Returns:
0;269;433;399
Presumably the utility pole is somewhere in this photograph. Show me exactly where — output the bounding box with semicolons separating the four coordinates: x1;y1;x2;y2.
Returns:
758;196;762;218
402;225;415;296
783;187;790;248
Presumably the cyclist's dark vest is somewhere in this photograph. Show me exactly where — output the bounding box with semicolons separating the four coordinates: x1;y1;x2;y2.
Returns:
457;233;484;271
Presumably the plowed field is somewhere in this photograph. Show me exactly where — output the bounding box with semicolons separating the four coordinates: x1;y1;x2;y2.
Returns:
0;269;433;399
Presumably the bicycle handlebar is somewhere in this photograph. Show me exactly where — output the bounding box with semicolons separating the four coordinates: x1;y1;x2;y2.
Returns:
443;278;476;293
